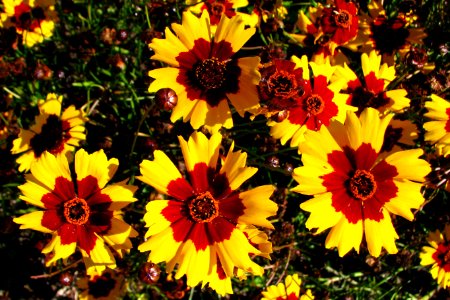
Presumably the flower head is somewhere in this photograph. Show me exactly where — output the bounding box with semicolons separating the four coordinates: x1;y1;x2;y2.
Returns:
137;131;277;294
266;55;352;149
292;108;430;257
261;274;314;300
354;0;426;64
0;0;57;47
11;93;87;172
13;149;138;276
334;50;410;114
424;94;450;156
420;225;450;288
148;11;261;132
77;269;126;300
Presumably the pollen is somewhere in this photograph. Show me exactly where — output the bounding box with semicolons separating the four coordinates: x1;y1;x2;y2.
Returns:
188;191;219;223
210;2;225;17
334;9;352;29
194;58;227;89
267;70;300;99
64;197;90;225
304;94;325;115
349;169;377;201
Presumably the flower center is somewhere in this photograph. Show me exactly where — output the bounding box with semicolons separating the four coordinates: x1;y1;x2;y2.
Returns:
193;58;227;90
334;9;352;28
349;170;377;201
351;86;390;112
188;191;219;223
12;3;46;31
64;197;90;225
29;115;71;158
267;70;300;99
304;94;325;115
210;2;225;17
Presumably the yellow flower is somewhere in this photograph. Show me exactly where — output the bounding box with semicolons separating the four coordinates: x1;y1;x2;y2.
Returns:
137;131;277;294
11;93;87;173
292;108;430;257
77;269;126;300
267;55;353;150
420;225;450;289
333;50;410;114
0;0;57;47
13;149;138;276
261;274;314;300
148;11;261;132
424;94;450;156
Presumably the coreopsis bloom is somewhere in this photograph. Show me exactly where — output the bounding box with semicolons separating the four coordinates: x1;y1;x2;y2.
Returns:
138;131;277;294
261;274;314;300
13;149;138;276
0;0;57;47
294;0;358;63
186;0;254;31
420;225;450;289
11;93;87;172
77;269;126;300
266;55;352;149
352;0;426;64
333;50;410;114
292;108;430;257
148;11;261;132
424;94;450;156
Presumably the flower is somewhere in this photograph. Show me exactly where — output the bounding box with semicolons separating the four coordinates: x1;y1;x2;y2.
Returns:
266;55;352;149
292;108;430;257
424;94;450;156
77;269;126;300
137;131;277;294
333;50;410;114
420;225;450;288
293;0;359;63
13;149;138;276
353;0;426;64
148;11;261;132
0;0;57;47
261;274;314;300
11;93;87;172
186;0;254;31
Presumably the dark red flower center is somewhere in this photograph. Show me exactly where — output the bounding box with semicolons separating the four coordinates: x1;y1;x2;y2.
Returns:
267;70;300;99
211;2;225;17
29;114;72;158
188;191;219;223
304;94;325;115
349;86;390;113
349;170;377;201
193;58;227;90
64;197;90;225
334;9;352;28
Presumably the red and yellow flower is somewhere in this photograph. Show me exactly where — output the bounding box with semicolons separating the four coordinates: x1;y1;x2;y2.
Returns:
420;225;450;289
0;0;57;47
424;94;450;156
292;108;430;257
266;55;352;149
13;149;138;276
333;50;410;114
261;274;314;300
137;131;277;294
186;0;254;32
294;0;358;63
352;0;426;65
148;11;261;132
77;269;126;300
11;93;87;172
